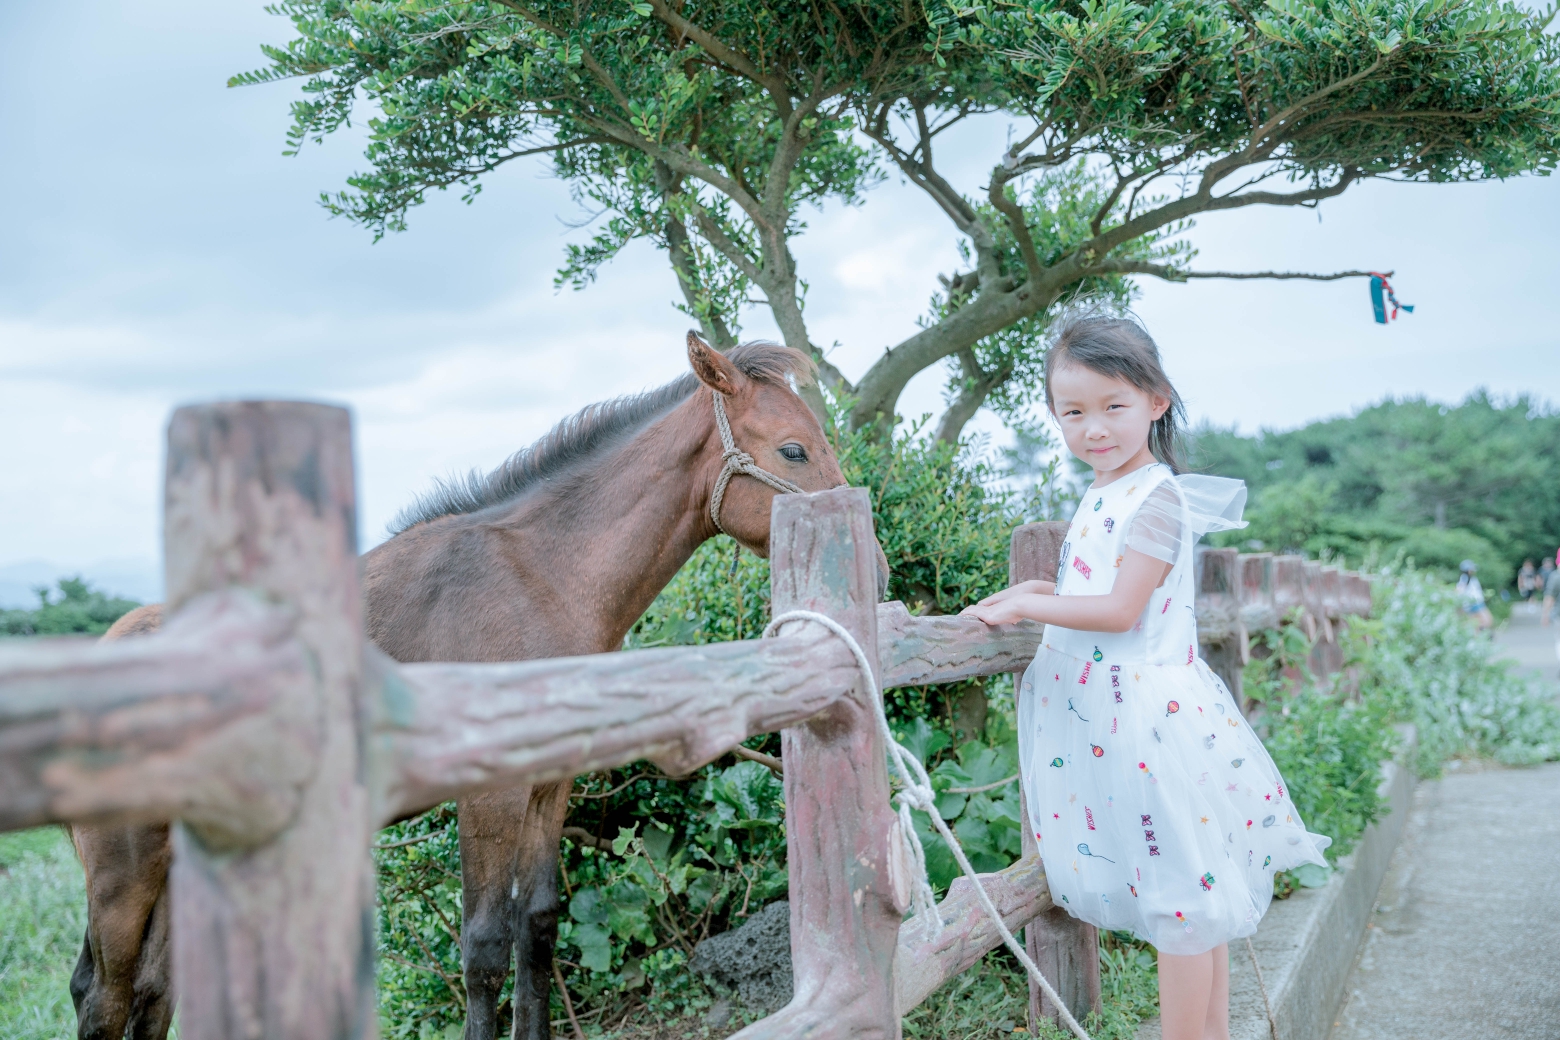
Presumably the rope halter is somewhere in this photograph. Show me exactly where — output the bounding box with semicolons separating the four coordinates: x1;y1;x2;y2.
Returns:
709;389;807;535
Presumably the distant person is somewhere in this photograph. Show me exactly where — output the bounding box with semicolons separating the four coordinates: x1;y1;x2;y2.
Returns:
1457;559;1494;632
1517;558;1538;606
1541;554;1557;609
1544;552;1560;628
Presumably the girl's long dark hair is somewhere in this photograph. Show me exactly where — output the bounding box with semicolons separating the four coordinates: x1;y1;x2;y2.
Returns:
1042;315;1187;472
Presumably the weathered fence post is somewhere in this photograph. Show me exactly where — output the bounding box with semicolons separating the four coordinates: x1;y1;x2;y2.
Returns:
1010;522;1102;1031
163;402;374;1039
740;487;898;1039
1195;547;1245;701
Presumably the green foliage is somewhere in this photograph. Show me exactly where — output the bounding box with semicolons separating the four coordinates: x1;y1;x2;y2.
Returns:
1363;566;1560;773
235;0;1560;439
1244;561;1560;899
0;578;140;637
1261;687;1397;865
1196;393;1560;587
1243;612;1396;869
956;0;1560;182
902;929;1157;1040
0;828;87;1040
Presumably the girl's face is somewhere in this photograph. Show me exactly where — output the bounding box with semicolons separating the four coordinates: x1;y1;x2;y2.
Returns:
1049;362;1170;480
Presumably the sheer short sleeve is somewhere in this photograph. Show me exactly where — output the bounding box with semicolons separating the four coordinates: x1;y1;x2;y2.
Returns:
1126;474;1249;565
1126;483;1185;564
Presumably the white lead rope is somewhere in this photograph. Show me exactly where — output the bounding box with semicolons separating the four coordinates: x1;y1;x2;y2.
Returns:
764;610;1093;1040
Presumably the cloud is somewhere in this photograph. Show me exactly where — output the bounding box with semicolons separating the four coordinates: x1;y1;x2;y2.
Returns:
2;0;1557;584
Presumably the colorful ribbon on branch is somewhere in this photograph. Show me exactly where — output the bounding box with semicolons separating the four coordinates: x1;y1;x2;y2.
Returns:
1369;272;1414;324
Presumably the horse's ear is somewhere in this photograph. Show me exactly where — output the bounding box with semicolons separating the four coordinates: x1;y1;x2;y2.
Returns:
687;330;740;396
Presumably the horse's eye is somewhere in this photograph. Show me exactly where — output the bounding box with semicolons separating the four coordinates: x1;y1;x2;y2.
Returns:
779;443;808;463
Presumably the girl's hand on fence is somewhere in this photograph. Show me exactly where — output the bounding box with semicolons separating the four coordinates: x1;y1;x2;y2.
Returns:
970;579;1054;608
960;599;1033;626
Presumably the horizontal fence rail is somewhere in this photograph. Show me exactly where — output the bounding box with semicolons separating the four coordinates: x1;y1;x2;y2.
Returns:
0;400;1372;1039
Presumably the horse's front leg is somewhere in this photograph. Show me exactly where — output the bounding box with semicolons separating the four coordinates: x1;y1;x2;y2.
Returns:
459;787;532;1040
512;781;572;1040
68;823;173;1040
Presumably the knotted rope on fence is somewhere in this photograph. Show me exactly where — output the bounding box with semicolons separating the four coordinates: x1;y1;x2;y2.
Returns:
764;610;1093;1040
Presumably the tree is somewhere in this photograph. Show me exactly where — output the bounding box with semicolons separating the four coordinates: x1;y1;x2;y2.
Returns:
235;0;1560;439
0;578;141;638
1191;391;1560;582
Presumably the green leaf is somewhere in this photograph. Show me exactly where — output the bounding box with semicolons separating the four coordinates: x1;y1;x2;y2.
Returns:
572;922;613;972
641;822;674;863
898;717;952;764
612;824;639;857
1290;862;1332;889
569;886;611;926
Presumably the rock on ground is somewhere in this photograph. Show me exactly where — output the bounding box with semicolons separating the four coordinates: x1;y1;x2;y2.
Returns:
688;899;793;1016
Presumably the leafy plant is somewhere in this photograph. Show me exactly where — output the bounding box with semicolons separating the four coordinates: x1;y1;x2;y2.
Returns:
1363;567;1560;773
0;578;140;638
1198;393;1560;588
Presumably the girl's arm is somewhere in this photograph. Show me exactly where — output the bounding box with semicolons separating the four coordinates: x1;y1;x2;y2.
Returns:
969;578;1054;607
959;549;1173;633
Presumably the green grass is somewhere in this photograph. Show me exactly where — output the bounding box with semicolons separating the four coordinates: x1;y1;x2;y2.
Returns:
0;828;86;1040
899;930;1158;1040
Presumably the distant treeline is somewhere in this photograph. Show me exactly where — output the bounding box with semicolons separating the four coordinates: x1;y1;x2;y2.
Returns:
1189;391;1560;588
1;578;141;637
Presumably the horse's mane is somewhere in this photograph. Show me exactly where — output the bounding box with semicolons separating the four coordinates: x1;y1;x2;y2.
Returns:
390;342;809;534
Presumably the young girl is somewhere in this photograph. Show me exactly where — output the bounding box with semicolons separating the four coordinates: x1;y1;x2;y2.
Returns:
961;317;1331;1040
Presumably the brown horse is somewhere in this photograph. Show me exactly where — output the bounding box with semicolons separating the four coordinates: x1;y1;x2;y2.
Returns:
67;334;881;1040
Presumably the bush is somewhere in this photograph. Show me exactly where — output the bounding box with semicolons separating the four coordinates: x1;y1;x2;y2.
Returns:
1244;562;1560;899
1364;568;1560;773
0;578;140;638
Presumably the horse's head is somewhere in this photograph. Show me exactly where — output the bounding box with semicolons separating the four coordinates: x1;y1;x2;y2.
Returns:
686;332;890;597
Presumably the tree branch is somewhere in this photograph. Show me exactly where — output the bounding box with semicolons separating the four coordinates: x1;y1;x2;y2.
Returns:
934;350;1013;445
861;105;1000;282
655;161;737;349
1091;261;1388;283
644;0;791;114
813;353;856;397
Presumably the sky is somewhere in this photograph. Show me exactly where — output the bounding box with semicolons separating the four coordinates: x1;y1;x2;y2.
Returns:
2;1;1558;607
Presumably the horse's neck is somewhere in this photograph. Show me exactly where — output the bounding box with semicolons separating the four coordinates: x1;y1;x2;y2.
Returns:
519;451;711;649
474;405;714;656
363;399;716;663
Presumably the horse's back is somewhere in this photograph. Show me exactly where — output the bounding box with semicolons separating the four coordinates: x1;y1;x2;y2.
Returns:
103;604;163;640
362;516;560;663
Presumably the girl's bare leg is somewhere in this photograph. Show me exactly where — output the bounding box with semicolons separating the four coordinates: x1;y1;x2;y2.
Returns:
1157;949;1214;1040
1204;943;1230;1040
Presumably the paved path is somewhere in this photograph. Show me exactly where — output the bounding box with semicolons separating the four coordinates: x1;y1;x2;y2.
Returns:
1496;604;1560;687
1329;762;1560;1039
1330;612;1560;1040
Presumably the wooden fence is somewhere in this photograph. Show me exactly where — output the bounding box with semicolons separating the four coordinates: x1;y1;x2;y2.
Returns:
0;401;1371;1038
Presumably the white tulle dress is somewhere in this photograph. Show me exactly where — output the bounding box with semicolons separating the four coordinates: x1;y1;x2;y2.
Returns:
1017;462;1331;955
